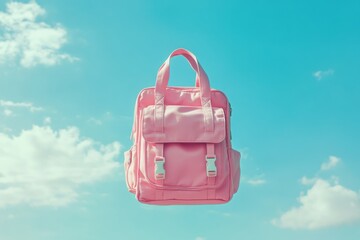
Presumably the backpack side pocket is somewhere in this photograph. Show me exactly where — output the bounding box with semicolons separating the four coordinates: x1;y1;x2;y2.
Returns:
231;149;241;194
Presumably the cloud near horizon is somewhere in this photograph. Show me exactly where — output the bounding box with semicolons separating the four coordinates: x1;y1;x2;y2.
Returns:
0;125;121;208
272;156;360;230
272;178;360;229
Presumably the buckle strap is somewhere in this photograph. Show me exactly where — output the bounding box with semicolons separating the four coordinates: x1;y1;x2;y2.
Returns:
154;156;165;180
206;143;217;177
206;143;216;199
206;156;217;177
155;143;165;182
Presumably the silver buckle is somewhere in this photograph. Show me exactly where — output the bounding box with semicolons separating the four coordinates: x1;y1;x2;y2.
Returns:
154;156;165;180
206;156;217;177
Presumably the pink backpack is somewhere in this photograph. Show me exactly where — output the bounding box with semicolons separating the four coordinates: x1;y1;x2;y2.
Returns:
124;48;240;205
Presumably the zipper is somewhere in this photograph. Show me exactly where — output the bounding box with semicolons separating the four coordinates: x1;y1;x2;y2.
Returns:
229;102;232;116
229;102;232;140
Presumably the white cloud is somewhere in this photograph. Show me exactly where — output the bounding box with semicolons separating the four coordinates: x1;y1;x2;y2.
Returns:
88;117;103;126
300;176;316;185
43;116;51;125
246;175;266;186
0;1;78;68
0;125;121;208
272;178;360;229
3;109;13;116
247;178;266;186
195;237;206;240
313;69;334;80
321;156;341;171
0;99;43;112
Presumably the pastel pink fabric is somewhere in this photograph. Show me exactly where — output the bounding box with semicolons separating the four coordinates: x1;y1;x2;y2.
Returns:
124;48;240;205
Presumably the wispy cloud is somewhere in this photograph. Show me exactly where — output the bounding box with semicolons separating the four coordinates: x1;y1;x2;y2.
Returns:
195;237;206;240
208;210;233;217
247;178;266;186
87;112;115;126
3;109;13;116
239;147;249;160
246;175;266;186
0;99;43;112
88;117;103;126
43;116;51;125
313;69;334;80
0;1;78;68
321;155;341;171
299;176;317;185
0;125;121;208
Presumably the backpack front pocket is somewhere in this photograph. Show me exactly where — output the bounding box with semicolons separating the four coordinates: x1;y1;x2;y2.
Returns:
140;105;229;191
145;141;228;188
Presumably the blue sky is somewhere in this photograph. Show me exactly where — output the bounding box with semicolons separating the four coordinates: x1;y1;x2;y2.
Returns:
0;0;360;239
